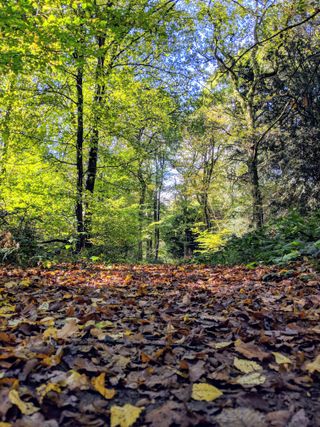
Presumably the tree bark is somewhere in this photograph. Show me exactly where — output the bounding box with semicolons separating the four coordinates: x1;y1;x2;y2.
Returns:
75;58;85;252
137;172;146;261
0;78;15;187
248;151;264;229
153;187;160;261
84;36;106;247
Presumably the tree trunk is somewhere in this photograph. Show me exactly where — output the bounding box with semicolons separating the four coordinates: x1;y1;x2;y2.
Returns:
84;36;105;247
75;60;85;252
248;154;264;229
138;177;146;261
0;78;15;187
146;238;153;260
153;187;160;261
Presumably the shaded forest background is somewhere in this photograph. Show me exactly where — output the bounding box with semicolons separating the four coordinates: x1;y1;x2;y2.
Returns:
0;0;319;265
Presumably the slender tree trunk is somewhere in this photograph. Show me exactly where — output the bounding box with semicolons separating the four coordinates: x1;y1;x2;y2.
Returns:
0;78;15;187
202;193;211;229
248;150;264;229
146;189;153;260
75;61;85;252
84;36;105;247
0;105;12;185
146;239;153;260
138;176;146;261
153;187;160;261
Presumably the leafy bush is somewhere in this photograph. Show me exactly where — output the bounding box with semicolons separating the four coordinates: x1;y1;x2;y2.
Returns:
195;228;231;254
196;210;320;265
0;220;40;265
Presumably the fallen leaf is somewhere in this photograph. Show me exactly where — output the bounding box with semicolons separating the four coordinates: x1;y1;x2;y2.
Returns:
214;341;233;349
216;407;267;427
191;383;223;401
110;403;143;427
305;354;320;373
234;357;262;374
63;370;90;390
272;352;292;365
266;410;291;427
287;409;309;427
36;383;61;403
43;327;58;340
236;371;266;386
56;319;79;340
91;373;116;399
235;339;269;361
14;413;59;427
8;390;39;415
145;401;185;427
189;360;206;382
96;320;114;329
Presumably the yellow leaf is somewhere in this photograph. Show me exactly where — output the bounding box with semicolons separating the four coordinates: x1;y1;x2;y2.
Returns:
36;383;61;403
305;354;320;373
8;390;39;415
111;403;143;427
96;320;113;329
214;341;232;349
42;348;63;367
91;373;116;399
236;372;266;386
234;357;262;374
191;383;223;401
0;305;16;317
43;327;58;340
20;279;31;287
124;275;133;285
0;422;12;427
39;317;55;326
272;352;292;365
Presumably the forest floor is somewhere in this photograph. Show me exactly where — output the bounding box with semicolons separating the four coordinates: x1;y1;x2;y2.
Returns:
0;263;320;427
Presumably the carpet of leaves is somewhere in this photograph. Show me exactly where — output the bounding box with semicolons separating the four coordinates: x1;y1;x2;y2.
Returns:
0;263;320;427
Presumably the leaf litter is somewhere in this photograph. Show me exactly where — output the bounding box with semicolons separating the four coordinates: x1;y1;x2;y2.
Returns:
0;263;319;426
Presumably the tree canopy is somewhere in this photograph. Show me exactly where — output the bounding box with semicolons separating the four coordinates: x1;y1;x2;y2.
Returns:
0;0;319;264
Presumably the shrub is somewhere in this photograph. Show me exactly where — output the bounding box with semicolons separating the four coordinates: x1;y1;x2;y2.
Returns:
196;210;320;266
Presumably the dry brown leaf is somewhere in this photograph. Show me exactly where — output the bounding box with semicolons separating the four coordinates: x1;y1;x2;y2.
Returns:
235;339;269;361
215;407;267;427
56;319;79;340
145;401;185;427
189;361;206;382
63;370;90;390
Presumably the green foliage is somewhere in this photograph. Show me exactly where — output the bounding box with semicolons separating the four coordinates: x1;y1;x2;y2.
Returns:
0;0;319;265
0;217;40;265
162;204;199;259
199;211;320;266
195;227;231;254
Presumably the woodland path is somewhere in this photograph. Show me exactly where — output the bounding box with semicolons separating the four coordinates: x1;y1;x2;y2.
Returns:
0;263;319;426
